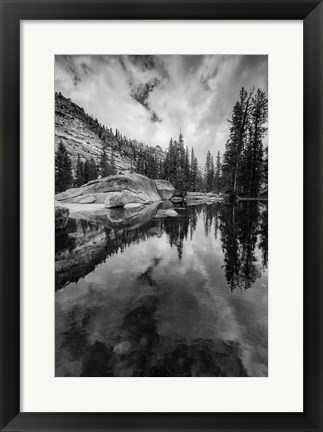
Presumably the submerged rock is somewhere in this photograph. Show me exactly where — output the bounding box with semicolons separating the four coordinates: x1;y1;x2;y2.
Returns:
154;179;175;200
56;173;161;207
55;205;69;230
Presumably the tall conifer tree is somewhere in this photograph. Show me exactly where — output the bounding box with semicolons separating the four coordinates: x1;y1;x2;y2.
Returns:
55;142;73;193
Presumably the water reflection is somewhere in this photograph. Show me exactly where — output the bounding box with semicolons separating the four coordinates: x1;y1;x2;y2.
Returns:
56;200;268;377
219;202;267;291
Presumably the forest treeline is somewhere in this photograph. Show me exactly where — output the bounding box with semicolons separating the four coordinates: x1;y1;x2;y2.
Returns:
55;87;268;197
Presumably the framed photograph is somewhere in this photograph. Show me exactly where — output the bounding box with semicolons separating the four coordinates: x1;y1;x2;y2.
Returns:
0;0;322;431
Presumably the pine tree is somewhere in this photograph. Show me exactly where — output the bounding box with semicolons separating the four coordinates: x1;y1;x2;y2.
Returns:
214;151;222;192
169;139;177;186
75;154;84;187
110;150;115;169
222;87;254;196
83;159;91;184
55;142;73;193
99;148;108;177
196;169;204;191
249;89;268;196
176;130;186;194
89;158;98;180
222;87;267;197
263;146;268;186
205;150;214;192
163;139;173;181
184;146;190;191
158;160;163;179
130;156;134;174
233;89;268;197
210;155;215;191
149;155;158;179
137;150;144;175
190;147;199;191
109;150;116;175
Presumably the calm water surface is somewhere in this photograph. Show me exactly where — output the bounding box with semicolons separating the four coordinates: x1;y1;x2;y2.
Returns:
55;201;268;377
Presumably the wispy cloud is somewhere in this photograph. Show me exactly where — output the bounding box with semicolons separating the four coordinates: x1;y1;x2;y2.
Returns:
55;55;268;164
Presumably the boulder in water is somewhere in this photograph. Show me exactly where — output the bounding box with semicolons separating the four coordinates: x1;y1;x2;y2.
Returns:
154;179;175;200
56;173;161;207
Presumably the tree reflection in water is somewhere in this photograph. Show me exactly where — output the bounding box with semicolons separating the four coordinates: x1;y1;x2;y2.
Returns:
56;201;267;377
218;201;267;291
164;201;267;291
56;201;267;292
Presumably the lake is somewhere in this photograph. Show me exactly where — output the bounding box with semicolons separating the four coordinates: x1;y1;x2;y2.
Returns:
55;200;268;377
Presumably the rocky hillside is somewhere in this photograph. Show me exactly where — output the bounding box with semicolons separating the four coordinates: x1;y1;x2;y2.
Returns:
55;92;166;174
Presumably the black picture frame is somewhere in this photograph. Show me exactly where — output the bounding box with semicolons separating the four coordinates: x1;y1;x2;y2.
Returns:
0;1;322;431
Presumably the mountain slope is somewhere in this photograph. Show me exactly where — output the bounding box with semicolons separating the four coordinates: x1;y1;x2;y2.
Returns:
55;92;165;174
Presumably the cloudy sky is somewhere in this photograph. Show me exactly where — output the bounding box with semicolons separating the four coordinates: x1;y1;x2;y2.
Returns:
55;55;268;163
